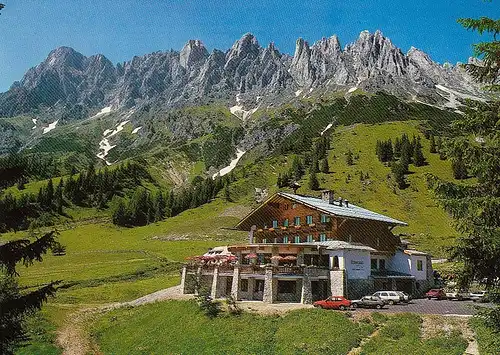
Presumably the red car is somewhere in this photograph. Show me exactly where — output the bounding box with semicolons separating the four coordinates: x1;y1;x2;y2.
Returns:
313;296;351;310
425;289;446;300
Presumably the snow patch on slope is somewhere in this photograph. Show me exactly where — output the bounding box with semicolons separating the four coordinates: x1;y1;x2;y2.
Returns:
132;126;142;134
321;123;333;136
347;87;357;94
212;149;246;179
42;120;58;134
295;90;303;97
90;106;113;119
96;120;130;165
31;118;37;130
230;105;258;121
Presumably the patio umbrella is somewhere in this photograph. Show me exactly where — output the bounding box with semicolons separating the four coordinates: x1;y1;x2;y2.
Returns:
245;253;258;259
225;255;237;261
271;255;283;261
283;255;297;261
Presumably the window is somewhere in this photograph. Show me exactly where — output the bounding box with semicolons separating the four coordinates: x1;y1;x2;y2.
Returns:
240;279;248;292
292;203;297;209
321;214;330;223
417;259;423;271
379;259;386;270
306;215;313;224
294;216;301;226
274;238;278;243
371;259;378;270
283;236;289;243
294;236;301;243
307;235;313;243
333;256;340;268
319;233;327;242
283;219;289;227
272;220;278;228
278;280;296;293
262;239;267;244
255;280;265;292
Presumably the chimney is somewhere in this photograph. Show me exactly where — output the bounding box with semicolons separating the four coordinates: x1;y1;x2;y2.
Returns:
321;190;335;204
344;199;349;208
338;197;343;206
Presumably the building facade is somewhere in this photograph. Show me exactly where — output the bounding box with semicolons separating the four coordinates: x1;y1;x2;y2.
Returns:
181;191;433;303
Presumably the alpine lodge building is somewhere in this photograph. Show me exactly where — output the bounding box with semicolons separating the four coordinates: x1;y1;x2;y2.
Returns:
181;190;434;303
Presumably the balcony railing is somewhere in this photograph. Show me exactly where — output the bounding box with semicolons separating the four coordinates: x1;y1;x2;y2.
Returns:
240;265;266;275
273;266;304;275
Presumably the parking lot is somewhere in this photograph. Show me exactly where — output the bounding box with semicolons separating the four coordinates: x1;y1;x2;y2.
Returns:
360;298;494;316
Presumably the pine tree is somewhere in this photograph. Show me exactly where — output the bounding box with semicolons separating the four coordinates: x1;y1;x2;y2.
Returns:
112;199;128;226
429;135;437;153
308;171;320;190
391;162;406;189
311;158;319;173
320;159;329;173
55;179;64;215
451;157;468;180
0;231;59;353
155;191;166;222
45;179;54;208
412;139;426;167
224;183;231;202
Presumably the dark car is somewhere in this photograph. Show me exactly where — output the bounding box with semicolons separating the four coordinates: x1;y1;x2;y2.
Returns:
313;296;351;310
425;289;446;300
351;295;385;309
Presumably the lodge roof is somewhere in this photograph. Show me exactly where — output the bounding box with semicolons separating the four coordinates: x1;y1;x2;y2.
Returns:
227;241;376;252
279;192;407;226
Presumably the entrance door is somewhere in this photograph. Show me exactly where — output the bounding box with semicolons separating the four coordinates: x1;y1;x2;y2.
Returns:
226;277;233;296
311;280;328;301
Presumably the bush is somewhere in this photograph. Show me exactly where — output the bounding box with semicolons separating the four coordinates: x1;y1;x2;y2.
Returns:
195;293;221;319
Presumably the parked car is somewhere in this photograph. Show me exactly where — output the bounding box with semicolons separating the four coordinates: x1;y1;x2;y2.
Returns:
425;289;447;300
351;296;385;309
470;291;489;303
396;291;411;303
445;290;470;301
313;296;351;310
372;291;401;305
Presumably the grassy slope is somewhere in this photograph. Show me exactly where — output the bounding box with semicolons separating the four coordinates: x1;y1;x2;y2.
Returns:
91;301;471;355
359;313;467;354
92;301;375;355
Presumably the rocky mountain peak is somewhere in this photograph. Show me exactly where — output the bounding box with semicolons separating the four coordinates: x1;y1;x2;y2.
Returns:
0;31;482;120
44;46;86;69
179;39;209;70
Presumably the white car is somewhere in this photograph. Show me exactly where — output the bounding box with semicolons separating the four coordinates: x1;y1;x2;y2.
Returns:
372;291;402;305
445;290;470;301
470;291;488;302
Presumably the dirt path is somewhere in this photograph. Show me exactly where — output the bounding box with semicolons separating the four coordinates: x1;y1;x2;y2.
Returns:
56;285;193;355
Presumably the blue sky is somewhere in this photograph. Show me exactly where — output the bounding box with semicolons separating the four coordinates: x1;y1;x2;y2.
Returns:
0;0;498;92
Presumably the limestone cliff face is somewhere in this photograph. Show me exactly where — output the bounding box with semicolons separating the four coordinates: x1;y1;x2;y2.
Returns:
0;31;481;119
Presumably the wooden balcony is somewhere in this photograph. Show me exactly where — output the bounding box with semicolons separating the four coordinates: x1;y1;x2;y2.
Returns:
273;266;304;275
240;265;266;275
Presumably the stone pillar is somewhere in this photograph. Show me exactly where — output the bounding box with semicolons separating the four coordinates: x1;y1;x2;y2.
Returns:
180;265;188;294
211;266;219;299
263;266;275;303
231;265;241;300
330;269;345;297
301;267;313;304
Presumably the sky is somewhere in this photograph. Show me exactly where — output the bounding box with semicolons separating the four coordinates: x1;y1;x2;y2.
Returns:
0;0;499;92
